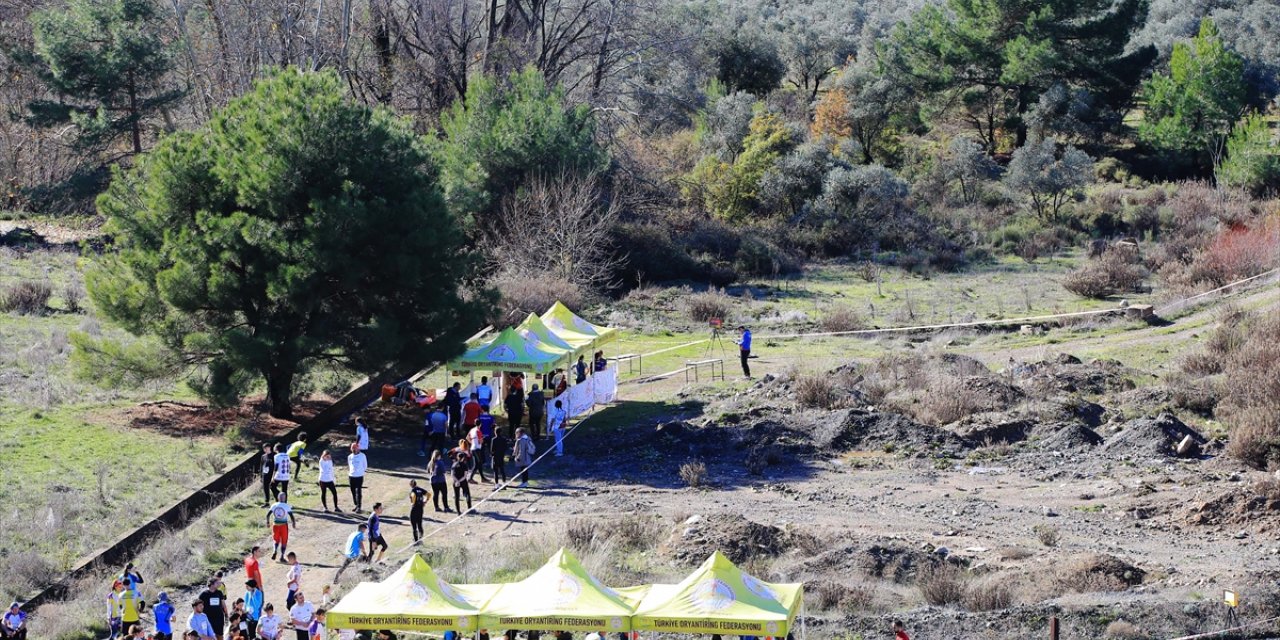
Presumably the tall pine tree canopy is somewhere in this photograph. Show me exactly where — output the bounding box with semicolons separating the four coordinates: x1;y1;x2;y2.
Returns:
892;0;1156;150
86;69;486;418
22;0;183;155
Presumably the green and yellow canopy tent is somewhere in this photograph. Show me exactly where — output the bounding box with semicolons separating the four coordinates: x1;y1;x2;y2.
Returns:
476;548;640;632
327;555;481;632
448;327;569;374
541;301;618;348
631;552;804;637
515;312;594;357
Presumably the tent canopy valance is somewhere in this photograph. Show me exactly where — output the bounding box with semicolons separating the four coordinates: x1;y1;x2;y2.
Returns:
515;312;594;356
478;548;638;631
631;551;803;636
326;555;481;632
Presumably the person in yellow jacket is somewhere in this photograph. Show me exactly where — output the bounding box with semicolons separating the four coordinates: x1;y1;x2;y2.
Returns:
117;577;142;635
286;435;308;481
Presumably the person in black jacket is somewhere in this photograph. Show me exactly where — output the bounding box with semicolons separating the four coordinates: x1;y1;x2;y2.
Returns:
525;385;545;440
444;382;463;440
504;388;524;439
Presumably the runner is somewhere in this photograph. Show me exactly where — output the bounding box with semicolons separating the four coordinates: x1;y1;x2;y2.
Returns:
266;493;297;562
244;547;265;593
354;417;370;452
2;602;27;640
490;427;509;488
549;400;568;457
271;444;292;502
407;480;428;542
258;443;275;507
450;441;473;512
118;563;145;607
152;592;175;640
317;450;340;513
286;435;307;481
333;523;368;583
347;443;367;513
525;385;545;439
287;592;314;640
466;420;487;483
106;581;123;640
365;503;388;563
428;450;450;513
445;383;463;440
243;580;263;639
118;578;141;636
187;600;216;640
307;609;326;640
512;428;535;487
284;553;301;611
198;577;228;640
257;603;281;640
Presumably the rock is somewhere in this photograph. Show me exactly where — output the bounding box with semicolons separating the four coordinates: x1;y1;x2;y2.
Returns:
1054;353;1083;365
1176;435;1202;458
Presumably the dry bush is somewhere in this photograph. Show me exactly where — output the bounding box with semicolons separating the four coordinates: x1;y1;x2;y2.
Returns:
0;279;52;314
917;562;966;606
1181;217;1280;287
1063;249;1147;299
821;306;865;333
62;278;84;313
1218;313;1280;468
1052;554;1144;594
796;374;839;410
0;550;55;597
684;288;732;322
492;273;585;328
679;461;708;488
811;581;875;615
811;580;849;611
1104;620;1145;640
745;444;782;475
913;375;987;426
1033;524;1061;547
962;577;1014;611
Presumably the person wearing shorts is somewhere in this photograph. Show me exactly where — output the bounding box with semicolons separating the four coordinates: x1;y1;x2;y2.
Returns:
271;444;292;502
365;503;388;563
266;493;297;561
333;524;367;582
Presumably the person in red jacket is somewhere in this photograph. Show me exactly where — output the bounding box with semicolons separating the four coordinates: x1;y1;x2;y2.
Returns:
461;392;482;431
892;620;910;640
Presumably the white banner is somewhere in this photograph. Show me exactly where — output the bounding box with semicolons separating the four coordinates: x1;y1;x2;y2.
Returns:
544;368;619;429
593;368;618;404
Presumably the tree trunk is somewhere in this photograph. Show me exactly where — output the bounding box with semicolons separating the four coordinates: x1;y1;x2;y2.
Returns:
266;367;295;419
127;72;142;155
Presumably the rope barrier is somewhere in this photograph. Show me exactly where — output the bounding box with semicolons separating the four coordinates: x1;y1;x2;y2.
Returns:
1164;614;1280;640
1155;266;1280;316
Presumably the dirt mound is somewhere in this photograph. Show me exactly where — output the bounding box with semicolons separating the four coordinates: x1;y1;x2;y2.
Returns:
1033;422;1104;451
120;399;323;441
1018;357;1138;396
795;540;948;583
1185;480;1280;529
1054;553;1145;592
814;409;973;456
1101;413;1205;458
956;376;1025;411
660;514;793;565
950;414;1033;444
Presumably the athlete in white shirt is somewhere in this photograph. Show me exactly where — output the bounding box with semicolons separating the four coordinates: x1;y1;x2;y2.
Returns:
271;444;292;501
347;443;367;513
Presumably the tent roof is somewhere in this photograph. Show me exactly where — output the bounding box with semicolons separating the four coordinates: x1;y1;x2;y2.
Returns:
517;313;594;355
449;327;568;373
327;555;481;632
476;548;636;631
631;552;804;636
541;302;618;347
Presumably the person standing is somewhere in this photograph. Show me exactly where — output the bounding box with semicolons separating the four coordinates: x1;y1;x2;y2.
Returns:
347;443;367;513
284;553;301;610
461;393;481;435
407;480;428;541
271;444;292;502
735;325;752;378
306;609;326;640
287;593;313;640
244;547;265;593
334;524;368;582
892;620;910;640
257;603;281;640
152;593;175;640
574;356;587;384
187;600;216;640
424;404;448;455
354;417;370;452
445;383;463;440
316;450;340;513
477;405;497;473
118;563;145;607
490;428;509;488
118;578;141;635
504;388;523;439
525;386;545;440
266;493;297;562
286;435;307;481
549;400;568;457
258;443;275;507
449;442;473;512
428;450;450;513
243;580;263;639
512;428;535;488
466;422;487;483
593;351;607;372
476;376;493;407
198;578;228;640
365;503;388;563
106;581;123;640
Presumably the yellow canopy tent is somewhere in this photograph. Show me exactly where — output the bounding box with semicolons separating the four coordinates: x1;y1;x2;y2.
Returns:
448;327;569;373
631;552;804;636
516;312;594;356
541;302;618;347
327;555;481;632
476;548;638;632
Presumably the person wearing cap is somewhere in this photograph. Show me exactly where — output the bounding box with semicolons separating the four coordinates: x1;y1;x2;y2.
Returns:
152;592;175;640
244;580;263;638
187;599;215;640
2;602;27;640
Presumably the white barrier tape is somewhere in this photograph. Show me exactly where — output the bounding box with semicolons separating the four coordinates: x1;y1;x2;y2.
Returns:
1155;266;1280;315
1164;614;1280;640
